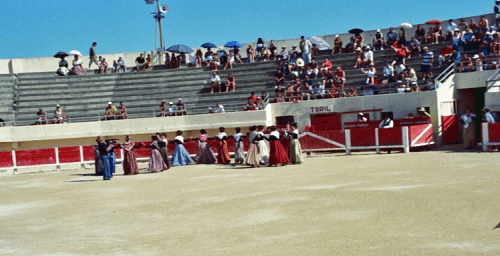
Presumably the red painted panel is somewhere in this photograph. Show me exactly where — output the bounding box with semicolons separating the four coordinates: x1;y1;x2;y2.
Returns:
311;114;342;131
82;145;95;161
379;128;403;145
488;123;500;142
300;130;345;150
350;128;376;147
441;115;460;144
0;151;13;168
58;147;81;164
16;148;56;166
410;124;434;145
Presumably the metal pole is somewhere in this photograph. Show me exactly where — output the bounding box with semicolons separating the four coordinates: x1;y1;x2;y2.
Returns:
156;0;164;50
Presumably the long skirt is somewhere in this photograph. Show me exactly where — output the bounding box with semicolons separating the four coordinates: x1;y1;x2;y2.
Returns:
100;155;111;180
94;152;103;175
245;143;261;166
159;147;171;169
462;126;476;149
234;141;245;163
109;153;116;174
289;139;304;164
269;140;290;166
123;150;139;175
171;144;194;166
258;140;269;163
149;148;167;172
70;65;86;76
195;142;216;164
217;140;231;164
280;137;290;156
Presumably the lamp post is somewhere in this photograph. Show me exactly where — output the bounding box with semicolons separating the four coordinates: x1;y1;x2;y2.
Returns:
145;0;168;55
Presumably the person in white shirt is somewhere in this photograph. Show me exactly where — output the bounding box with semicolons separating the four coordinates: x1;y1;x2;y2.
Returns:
382;61;394;83
358;113;367;122
379;116;394;153
461;108;476;149
167;102;176;116
210;71;221;93
445;19;458;41
214;103;225;113
482;108;497;151
300;36;313;64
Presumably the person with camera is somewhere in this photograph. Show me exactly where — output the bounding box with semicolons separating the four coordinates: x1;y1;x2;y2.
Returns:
97;136;113;180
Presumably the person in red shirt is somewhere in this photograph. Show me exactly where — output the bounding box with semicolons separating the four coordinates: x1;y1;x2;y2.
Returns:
390;44;409;65
320;57;332;77
438;43;453;67
334;66;346;90
245;92;258;111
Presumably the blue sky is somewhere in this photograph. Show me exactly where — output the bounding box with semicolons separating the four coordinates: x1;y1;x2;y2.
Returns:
0;0;493;59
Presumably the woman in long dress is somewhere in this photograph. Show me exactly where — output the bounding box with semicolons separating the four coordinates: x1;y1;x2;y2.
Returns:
216;127;231;164
194;129;216;164
148;135;168;172
69;55;86;75
266;126;289;167
245;125;262;167
288;123;304;164
171;130;194;166
120;135;142;175
257;125;270;164
158;133;171;169
232;127;245;164
280;124;291;156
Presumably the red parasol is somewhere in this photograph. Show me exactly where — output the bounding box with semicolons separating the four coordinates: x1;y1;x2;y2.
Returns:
425;20;442;25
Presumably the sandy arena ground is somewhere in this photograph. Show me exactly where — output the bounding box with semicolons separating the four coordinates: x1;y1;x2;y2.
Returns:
1;148;500;255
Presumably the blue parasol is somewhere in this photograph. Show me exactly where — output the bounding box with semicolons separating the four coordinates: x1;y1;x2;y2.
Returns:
166;44;194;53
224;41;242;48
201;42;216;48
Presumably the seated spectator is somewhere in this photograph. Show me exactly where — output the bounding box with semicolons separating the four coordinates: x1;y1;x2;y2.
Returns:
461;28;475;51
404;65;418;87
451;29;462;50
210;71;221;93
302;81;312;101
423;78;437;90
335;66;346;89
348;86;358;97
353;47;363;68
54;104;66;124
382;61;395;83
275;93;286;103
307;58;319;78
104;102;117;120
445;19;458;41
115;56;126;73
333;35;343;54
203;51;213;66
432;23;443;44
214;103;225;113
168;102;176;116
425;27;435;44
408;37;420;58
210;54;220;71
118;102;128;119
245;92;258;110
362;85;374;96
394;61;406;80
396;81;406;94
195;49;203;67
438;43;453;67
56;56;69;76
98;57;108;74
226;73;236;92
159;100;167;117
362;46;373;67
379;116;394;129
458;18;469;32
135;53;145;71
410;81;421;92
354;33;364;49
288;53;298;74
405;113;415;119
259;92;270;109
284;84;294;101
373;29;384;50
247;44;256;62
36;108;47;125
399;27;407;44
217;47;227;67
288;45;299;56
233;46;244;63
224;50;235;70
313;82;325;99
320;57;332;77
385;27;398;48
262;46;271;61
479;15;490;33
323;69;335;88
276;55;288;76
176;98;188;116
311;44;320;56
417;107;431;118
279;46;289;61
390;44;408;65
346;36;355;53
165;52;171;68
274;68;284;89
171;53;178;68
69;55;86;76
415;25;426;43
361;64;377;84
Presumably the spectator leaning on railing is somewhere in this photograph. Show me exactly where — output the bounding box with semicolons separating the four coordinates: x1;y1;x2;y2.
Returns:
176;98;188;116
36;108;47;125
104;102;117;121
118;102;128;119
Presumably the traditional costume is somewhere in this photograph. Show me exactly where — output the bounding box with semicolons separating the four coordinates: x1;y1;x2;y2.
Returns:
232;132;245;164
216;132;231;164
268;131;289;166
158;139;171;169
148;140;168;172
288;129;304;164
70;58;86;75
195;134;216;164
93;144;103;175
121;142;140;175
257;131;269;164
171;136;194;166
280;131;290;156
245;131;261;167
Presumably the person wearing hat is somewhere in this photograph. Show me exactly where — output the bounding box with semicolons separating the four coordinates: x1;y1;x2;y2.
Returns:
419;46;434;80
247;44;256;62
167;102;176;116
289;45;299;56
104;102;117;121
373;29;384;50
36;108;47;125
54;104;65;124
279;46;289;61
176;98;188;116
353;47;363;68
362;46;374;68
445;19;458;41
461;28;476;51
417;107;431;118
358;113;367;122
333;35;343;55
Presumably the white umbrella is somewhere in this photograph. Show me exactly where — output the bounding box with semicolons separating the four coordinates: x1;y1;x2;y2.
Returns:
400;23;413;29
68;50;82;56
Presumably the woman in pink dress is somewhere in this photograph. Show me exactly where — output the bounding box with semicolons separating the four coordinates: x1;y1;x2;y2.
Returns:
193;129;217;164
120;135;143;175
70;55;86;76
148;135;168;173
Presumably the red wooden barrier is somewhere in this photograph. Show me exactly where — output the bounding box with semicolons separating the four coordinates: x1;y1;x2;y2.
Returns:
16;148;56;166
0;151;13;168
299;130;345;150
378;128;403;145
441;115;459;144
58;147;81;164
409;124;434;146
350;128;376;147
488;123;500;142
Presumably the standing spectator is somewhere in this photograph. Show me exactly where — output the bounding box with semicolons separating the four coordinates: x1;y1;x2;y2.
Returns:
300;36;313;64
361;64;377;84
115;56;126;73
168;102;176;116
135;53;145;71
118;102;128;119
419;46;434;80
247;44;256;62
385;27;398;48
382;61;395;83
256;38;264;57
362;46;374;67
495;0;500;20
165;52;171;68
210;71;221;93
445;19;458;41
415;25;426;43
36;108;47;125
379;116;394;153
88;42;98;69
461;108;476;149
176;98;188;116
104;102;117;120
333;35;343;54
373;29;384;50
54;104;65;124
195;49;203;67
226;73;236;92
159;100;167;117
69;55;86;76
